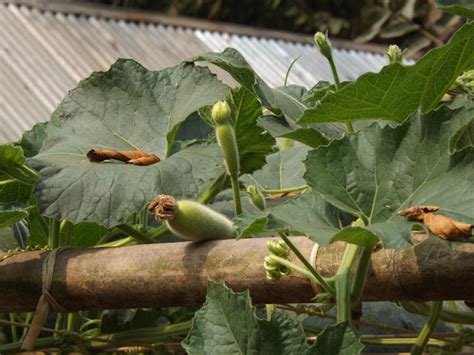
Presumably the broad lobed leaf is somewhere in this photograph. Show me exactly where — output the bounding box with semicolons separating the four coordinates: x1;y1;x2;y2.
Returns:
25;59;230;227
184;281;364;354
299;23;474;124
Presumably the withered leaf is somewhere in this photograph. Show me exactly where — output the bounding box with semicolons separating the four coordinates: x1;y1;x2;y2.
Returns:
398;205;473;240
397;206;440;221
87;149;160;166
423;214;473;241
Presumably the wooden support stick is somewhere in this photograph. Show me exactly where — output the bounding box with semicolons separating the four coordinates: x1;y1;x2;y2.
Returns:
1;236;473;311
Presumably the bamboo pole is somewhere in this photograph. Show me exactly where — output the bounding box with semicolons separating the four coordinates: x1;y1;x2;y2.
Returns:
1;236;473;311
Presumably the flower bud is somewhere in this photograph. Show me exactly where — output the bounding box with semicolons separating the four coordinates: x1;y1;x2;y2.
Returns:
314;31;333;59
246;185;266;211
211;100;231;125
386;45;403;64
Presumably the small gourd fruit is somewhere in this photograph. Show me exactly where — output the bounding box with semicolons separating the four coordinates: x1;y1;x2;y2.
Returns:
211;100;240;176
148;195;236;241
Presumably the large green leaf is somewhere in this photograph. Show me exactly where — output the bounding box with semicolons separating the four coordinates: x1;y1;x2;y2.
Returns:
27;59;229;228
435;0;474;19
314;322;364;355
235;192;340;245
182;280;314;354
30;143;223;228
299;23;474;124
242;146;310;190
304;104;474;247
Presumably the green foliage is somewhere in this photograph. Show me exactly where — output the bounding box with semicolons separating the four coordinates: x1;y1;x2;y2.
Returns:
236;192;340;244
182;281;314;354
300;23;474;124
1;7;473;353
25;60;228;228
435;0;474;19
304;105;473;225
227;88;275;174
242;146;310;191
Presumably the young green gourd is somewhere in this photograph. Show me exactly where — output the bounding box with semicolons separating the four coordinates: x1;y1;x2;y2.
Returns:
212;101;240;176
211;100;242;215
148;195;236;241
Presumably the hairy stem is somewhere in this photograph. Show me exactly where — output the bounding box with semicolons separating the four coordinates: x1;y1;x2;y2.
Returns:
335;268;351;323
59;220;73;246
411;301;443;355
48;219;60;249
230;173;242;216
350;246;373;303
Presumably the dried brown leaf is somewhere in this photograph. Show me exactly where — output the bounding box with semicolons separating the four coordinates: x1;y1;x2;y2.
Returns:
397;205;440;220
398;205;472;240
423;213;473;241
87;149;160;166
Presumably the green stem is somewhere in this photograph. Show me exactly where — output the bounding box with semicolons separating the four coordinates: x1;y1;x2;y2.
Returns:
278;233;335;294
95;236;137;248
97;321;192;343
67;313;76;332
284;55;301;87
139;208;149;228
401;301;474;324
447;301;463;332
59;219;73;246
199;174;229;205
230;173;242;216
335;268;351;323
0;337;64;353
116;224;155;244
346;121;354;133
261;185;308;195
363;337;447;347
411;301;443;355
54;313;64;337
266;304;276;321
20;312;33;341
9;314;18;342
48;218;60;249
328;54;341;89
350;246;372;303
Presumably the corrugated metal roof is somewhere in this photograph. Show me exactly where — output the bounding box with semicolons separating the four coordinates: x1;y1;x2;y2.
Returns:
0;2;390;143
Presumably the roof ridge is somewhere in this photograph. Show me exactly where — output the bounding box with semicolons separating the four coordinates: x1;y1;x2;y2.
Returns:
1;0;387;54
